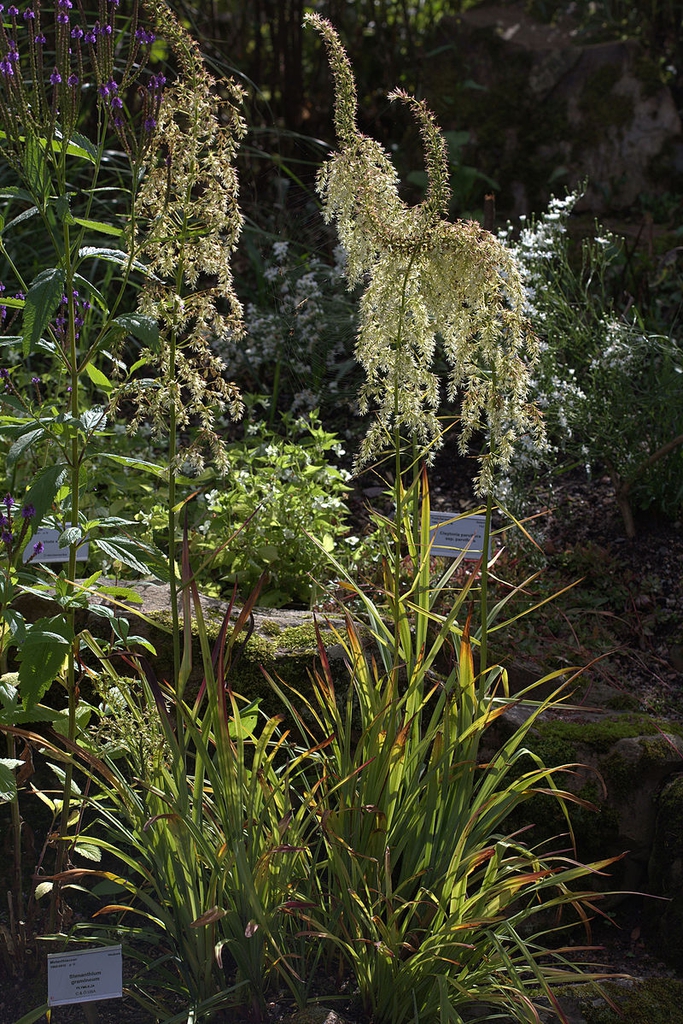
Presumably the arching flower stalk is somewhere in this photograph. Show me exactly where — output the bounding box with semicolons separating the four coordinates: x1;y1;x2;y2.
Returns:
127;0;246;477
121;0;246;680
305;13;543;496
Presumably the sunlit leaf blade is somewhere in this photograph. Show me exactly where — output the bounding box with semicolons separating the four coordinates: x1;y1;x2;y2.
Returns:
0;758;23;802
72;217;123;237
78;246;152;276
18;616;73;708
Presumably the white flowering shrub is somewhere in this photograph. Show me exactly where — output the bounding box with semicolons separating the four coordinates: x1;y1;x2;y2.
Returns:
501;191;683;531
214;240;359;416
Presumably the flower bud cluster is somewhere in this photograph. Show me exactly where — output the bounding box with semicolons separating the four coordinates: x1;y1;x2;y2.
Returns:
306;14;543;495
0;490;40;562
53;288;91;347
0;0;163;167
124;0;246;474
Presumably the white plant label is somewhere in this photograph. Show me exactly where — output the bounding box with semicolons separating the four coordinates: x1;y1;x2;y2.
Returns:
47;945;123;1006
22;527;89;564
429;512;489;560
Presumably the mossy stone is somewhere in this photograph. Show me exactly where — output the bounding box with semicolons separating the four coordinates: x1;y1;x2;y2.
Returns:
138;609;338;721
581;979;683;1024
646;773;683;966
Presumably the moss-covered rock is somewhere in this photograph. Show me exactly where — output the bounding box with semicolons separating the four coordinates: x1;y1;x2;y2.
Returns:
132;607;341;721
580;978;683;1024
646;773;683;964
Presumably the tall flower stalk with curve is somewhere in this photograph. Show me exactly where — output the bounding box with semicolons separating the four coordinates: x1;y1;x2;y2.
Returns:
121;0;246;679
305;13;543;670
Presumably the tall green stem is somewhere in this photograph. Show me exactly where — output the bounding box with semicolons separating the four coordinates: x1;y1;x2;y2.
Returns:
167;324;179;675
51;225;80;930
478;490;493;696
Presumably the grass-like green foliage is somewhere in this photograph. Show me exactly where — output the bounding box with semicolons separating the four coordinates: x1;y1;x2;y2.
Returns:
40;556;323;1021
267;469;617;1024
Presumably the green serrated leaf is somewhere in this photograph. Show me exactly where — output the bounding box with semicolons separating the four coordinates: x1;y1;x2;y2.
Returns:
114;312;159;348
0;186;34;202
95;536;151;574
1;205;39;235
18;616;73;708
59;526;82;548
55;193;71;222
79;406;107;432
7;426;45;468
62;130;98;163
78;246;152;276
74;842;102;862
22;268;65;356
0;758;22;802
24;136;51;198
3;608;26;646
21;464;69;545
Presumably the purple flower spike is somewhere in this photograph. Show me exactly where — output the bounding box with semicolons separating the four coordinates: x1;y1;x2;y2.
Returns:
84;29;96;43
98;82;109;97
4;493;14;508
0;60;14;77
7;5;18;16
57;12;69;23
21;504;35;519
50;68;62;84
71;25;83;38
23;8;35;19
143;116;156;132
68;73;78;86
2;530;13;545
34;32;46;43
32;540;44;556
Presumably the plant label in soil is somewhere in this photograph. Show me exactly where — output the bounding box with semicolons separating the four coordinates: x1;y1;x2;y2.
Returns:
47;944;122;1006
23;527;90;564
429;512;489;560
